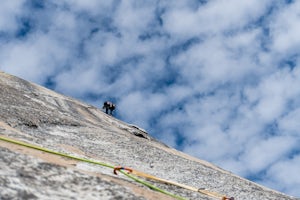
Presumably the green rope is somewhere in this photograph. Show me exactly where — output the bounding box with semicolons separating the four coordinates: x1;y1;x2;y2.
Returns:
120;170;186;200
0;135;186;200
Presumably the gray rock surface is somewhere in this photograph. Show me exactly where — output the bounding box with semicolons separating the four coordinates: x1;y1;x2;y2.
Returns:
0;71;299;200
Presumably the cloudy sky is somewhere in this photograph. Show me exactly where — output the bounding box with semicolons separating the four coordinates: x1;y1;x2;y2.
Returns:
1;0;300;197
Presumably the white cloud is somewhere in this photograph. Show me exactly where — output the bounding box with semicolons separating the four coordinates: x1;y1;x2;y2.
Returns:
242;136;297;174
114;1;156;33
279;108;300;136
67;0;119;16
262;155;300;197
162;0;272;37
0;33;72;84
0;1;25;33
245;67;300;122
270;1;300;54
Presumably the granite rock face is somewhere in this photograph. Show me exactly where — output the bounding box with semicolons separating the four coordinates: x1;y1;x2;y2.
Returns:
0;71;299;200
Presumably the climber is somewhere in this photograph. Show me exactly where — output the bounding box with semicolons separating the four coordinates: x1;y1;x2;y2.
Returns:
102;101;116;115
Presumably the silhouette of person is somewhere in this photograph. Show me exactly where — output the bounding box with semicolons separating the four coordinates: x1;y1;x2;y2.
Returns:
103;101;116;115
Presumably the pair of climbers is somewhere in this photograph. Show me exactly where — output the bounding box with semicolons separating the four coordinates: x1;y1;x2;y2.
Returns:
102;101;116;115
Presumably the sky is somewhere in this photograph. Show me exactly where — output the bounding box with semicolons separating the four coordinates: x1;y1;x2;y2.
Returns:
1;0;300;197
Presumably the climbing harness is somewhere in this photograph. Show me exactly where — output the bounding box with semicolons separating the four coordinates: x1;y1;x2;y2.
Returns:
0;135;234;200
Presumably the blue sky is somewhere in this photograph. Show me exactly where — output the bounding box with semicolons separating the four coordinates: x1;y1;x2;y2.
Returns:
1;0;300;197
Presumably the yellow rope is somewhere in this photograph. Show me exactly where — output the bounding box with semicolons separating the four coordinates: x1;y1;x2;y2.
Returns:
131;169;232;199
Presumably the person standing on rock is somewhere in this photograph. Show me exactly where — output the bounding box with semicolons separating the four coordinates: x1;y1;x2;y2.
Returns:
102;101;116;115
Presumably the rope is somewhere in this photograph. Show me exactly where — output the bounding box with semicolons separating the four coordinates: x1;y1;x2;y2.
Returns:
0;135;114;168
115;167;234;200
0;135;234;200
0;135;185;200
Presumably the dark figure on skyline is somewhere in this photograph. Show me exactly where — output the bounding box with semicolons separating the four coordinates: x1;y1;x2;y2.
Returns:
103;101;116;115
